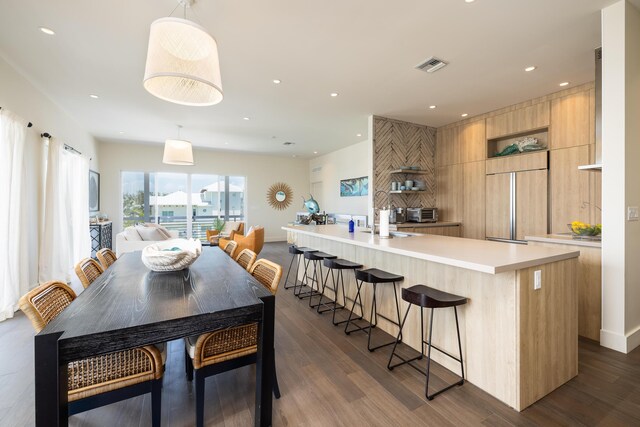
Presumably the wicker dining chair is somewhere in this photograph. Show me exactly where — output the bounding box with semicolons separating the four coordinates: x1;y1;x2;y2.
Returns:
74;258;104;288
223;240;238;258
184;258;283;427
96;248;117;270
19;281;164;426
235;248;257;271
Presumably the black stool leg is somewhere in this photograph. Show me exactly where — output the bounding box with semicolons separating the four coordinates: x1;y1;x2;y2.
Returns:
454;306;465;384
318;267;342;314
366;283;399;352
296;257;315;299
283;252;297;290
334;269;361;325
425;307;465;401
310;261;330;308
344;280;365;334
387;304;413;370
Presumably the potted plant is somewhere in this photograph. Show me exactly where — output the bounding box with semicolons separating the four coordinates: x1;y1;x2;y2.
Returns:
212;218;226;234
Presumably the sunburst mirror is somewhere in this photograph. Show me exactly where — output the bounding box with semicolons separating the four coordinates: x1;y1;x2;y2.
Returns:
267;182;293;210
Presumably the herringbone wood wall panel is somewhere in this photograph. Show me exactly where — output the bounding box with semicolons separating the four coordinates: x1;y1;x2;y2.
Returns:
373;116;436;216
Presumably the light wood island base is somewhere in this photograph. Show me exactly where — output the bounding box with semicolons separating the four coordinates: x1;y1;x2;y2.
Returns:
285;225;578;411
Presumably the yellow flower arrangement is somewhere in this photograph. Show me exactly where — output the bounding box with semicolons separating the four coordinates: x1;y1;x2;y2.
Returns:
569;221;602;236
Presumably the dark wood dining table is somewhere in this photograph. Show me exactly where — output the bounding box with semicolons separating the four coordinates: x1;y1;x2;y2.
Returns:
34;246;275;426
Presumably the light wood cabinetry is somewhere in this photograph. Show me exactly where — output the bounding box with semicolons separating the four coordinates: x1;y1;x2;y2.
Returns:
486;151;548;175
485;173;511;240
515;170;548;240
550;91;592;149
528;240;601;341
436;126;461;167
486;102;550;139
436;164;463;221
463;161;486;239
461;120;486;163
549;146;591;233
400;225;461;237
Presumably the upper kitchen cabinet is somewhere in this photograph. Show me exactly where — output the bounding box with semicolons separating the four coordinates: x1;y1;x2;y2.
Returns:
460;120;486;163
550;90;594;149
486;102;550;139
436;126;461;167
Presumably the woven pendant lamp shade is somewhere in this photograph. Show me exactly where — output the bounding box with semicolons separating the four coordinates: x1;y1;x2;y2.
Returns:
143;17;223;106
163;139;194;165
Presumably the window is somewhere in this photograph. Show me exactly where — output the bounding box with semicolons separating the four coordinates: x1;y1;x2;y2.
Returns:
121;172;246;242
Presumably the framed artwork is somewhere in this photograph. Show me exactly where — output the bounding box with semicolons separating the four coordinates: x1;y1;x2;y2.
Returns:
340;176;368;197
89;170;100;212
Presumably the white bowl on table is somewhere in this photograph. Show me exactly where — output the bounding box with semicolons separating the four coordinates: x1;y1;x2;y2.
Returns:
141;238;202;272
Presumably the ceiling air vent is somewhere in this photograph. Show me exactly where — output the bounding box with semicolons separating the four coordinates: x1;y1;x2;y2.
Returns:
283;141;295;146
415;56;448;73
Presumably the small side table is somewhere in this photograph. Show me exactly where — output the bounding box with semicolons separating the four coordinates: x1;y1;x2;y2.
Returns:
90;221;112;259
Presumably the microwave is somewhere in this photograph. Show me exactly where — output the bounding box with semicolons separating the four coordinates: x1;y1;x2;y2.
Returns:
406;207;438;223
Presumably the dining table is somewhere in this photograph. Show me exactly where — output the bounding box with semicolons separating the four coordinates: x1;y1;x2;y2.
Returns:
34;246;275;426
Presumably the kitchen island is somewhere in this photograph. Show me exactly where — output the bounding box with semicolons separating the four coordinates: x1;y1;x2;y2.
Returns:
283;224;580;411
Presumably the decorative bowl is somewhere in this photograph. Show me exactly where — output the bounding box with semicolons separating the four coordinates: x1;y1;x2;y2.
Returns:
141;238;202;272
567;222;602;238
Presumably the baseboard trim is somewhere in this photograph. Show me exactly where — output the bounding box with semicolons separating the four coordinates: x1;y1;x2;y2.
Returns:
600;326;640;353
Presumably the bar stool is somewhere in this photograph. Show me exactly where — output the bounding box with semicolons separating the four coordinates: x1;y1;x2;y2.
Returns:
387;285;468;401
344;268;404;352
298;251;337;303
283;245;317;290
317;258;363;325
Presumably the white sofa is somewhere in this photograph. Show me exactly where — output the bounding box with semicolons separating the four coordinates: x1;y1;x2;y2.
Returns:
115;225;179;257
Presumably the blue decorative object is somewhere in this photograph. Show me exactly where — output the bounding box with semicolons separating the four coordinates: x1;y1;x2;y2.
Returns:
348;218;355;233
340;176;369;197
302;194;320;214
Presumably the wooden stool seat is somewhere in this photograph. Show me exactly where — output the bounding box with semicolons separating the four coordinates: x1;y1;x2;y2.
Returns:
402;285;468;309
356;268;404;284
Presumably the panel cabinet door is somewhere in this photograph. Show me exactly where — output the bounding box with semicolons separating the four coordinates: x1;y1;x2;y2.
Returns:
436;127;461;167
460;120;486;163
436;164;463;221
463;161;486;240
486;102;550;139
549;146;590;233
516;169;548;240
550;90;592;149
485;173;511;240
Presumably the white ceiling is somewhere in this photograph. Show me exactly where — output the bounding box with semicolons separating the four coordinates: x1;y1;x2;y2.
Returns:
0;0;624;158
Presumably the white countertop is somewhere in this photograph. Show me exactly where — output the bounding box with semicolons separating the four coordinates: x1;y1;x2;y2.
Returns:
526;234;602;248
283;224;579;275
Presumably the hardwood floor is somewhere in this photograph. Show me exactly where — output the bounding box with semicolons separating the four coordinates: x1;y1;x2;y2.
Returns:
1;242;639;426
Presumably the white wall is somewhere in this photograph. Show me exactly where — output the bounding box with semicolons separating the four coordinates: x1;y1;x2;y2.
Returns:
0;55;99;288
600;0;640;353
309;140;370;216
98;141;309;242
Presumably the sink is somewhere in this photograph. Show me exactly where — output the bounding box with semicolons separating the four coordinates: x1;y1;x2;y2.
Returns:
360;230;418;238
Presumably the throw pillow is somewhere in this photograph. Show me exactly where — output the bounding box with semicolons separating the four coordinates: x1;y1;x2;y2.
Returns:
123;227;143;241
139;223;173;239
136;225;169;241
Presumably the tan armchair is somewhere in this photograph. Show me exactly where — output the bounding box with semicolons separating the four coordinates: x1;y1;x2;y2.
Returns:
206;222;245;245
220;226;264;255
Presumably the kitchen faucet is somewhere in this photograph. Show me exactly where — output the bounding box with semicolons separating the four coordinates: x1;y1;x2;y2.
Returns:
372;190;390;236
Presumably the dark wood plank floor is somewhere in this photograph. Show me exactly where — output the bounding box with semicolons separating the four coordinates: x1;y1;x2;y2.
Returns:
1;242;639;426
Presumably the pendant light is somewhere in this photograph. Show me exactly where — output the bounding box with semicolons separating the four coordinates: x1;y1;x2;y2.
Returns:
143;1;223;106
163;125;194;165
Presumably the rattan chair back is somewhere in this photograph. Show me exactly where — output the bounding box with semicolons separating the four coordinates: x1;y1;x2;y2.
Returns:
75;258;104;288
235;249;257;271
96;248;117;270
249;259;283;295
19;281;76;333
223;240;238;258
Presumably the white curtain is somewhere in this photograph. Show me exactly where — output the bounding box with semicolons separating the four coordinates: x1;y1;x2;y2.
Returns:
0;109;30;321
39;137;90;283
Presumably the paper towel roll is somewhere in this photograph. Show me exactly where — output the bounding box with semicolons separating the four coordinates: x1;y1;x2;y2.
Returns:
379;208;390;238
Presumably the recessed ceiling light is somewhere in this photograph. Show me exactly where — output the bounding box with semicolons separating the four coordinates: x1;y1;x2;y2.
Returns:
559;81;570;87
429;105;437;109
525;66;537;72
356;133;362;137
330;92;339;97
465;0;475;3
461;113;468;117
272;79;281;84
89;94;99;99
39;27;55;35
119;131;125;135
292;154;297;158
243;117;250;120
313;151;318;154
224;142;229;145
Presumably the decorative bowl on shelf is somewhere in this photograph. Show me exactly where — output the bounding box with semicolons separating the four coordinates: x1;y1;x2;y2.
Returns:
567;222;602;240
142;238;202;272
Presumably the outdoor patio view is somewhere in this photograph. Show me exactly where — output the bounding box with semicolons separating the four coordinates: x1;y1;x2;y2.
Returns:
122;171;245;242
